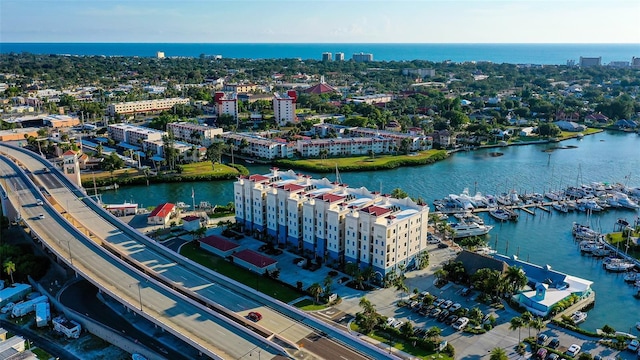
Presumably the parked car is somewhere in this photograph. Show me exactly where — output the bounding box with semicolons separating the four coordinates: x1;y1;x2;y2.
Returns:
437;242;449;248
36;199;43;206
386;317;396;327
392;320;404;329
537;334;549;345
547;353;559;360
38;213;45;219
441;300;453;309
461;287;472;297
536;348;548;359
434;298;445;307
247;311;262;322
449;303;462;312
429;308;442;318
437;310;450;322
445;315;458;325
452;317;469;331
566;344;581;357
548;338;560;349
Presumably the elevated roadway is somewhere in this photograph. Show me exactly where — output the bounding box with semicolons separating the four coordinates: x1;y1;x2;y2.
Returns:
0;144;393;360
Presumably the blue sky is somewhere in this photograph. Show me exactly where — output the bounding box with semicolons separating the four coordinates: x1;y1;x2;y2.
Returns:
1;0;639;43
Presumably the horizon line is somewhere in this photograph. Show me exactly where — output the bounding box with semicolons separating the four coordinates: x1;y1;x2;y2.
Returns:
2;41;639;45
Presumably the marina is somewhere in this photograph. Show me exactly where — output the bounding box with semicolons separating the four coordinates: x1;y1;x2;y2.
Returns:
101;130;640;334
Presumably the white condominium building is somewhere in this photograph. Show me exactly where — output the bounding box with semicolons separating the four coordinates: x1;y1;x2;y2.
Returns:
167;122;223;147
220;133;292;160
349;128;433;152
108;123;166;145
106;97;190;116
234;168;429;277
273;91;297;126
296;137;394;157
214;92;238;119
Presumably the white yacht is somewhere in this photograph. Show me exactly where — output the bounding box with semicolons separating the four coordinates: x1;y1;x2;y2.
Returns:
571;311;588;324
176;202;190;209
450;221;494;238
552;202;569;213
604;259;636;272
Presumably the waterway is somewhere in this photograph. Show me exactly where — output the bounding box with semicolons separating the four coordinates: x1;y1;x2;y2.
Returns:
101;130;640;333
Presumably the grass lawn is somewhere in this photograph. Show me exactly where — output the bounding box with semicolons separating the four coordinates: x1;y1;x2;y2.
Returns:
31;347;51;359
293;298;329;311
276;150;446;172
180;162;240;177
606;232;640;260
179;242;303;303
80;168;145;183
349;323;453;360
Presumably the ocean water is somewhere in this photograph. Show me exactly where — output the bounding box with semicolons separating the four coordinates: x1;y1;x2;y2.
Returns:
1;43;639;65
100;130;640;333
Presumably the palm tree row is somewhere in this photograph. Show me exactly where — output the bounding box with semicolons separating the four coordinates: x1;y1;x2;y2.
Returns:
509;311;546;344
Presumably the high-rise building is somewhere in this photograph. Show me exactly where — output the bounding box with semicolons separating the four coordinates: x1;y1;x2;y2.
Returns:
579;57;602;67
322;52;332;61
156;51;165;59
273;91;297;126
334;52;345;61
631;57;640;68
214;92;238;120
352;52;373;62
233;169;430;276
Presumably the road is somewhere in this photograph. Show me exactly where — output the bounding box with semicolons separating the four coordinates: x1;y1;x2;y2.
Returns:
0;154;283;360
1;144;385;360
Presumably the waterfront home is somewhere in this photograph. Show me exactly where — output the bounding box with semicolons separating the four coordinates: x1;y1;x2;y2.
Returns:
147;203;176;226
494;254;594;317
553;121;587;132
182;215;202;232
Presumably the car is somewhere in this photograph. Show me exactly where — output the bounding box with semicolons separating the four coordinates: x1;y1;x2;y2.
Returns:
410;301;421;311
437;242;449;249
547;353;559;360
536;348;548;359
429;308;442;318
441;300;453;309
392;320;404;329
461;287;472;297
42;167;49;173
445;315;458;325
452;317;469;331
629;339;640;352
449;303;462;312
548;338;560;349
419;308;430;316
434;298;445;307
419;291;430;298
566;344;581;357
593;356;602;360
292;257;304;264
437;310;450;322
36;199;44;206
38;213;45;219
386;317;395;327
0;302;15;314
247;311;262;322
537;333;549;345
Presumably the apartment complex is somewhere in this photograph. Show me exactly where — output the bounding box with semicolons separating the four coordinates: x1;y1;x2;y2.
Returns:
222;83;258;93
273;91;297;126
349;128;433;152
402;68;436;78
167;122;223;146
234;169;430;277
335;52;345;61
296;137;395;157
353;52;374;62
349;94;393;105
220;133;292;160
214;92;238;119
106;97;189;116
107;123;166;145
322;52;332;61
579;57;602;67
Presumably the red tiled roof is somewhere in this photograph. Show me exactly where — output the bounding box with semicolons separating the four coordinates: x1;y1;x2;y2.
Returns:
282;183;305;192
148;203;175;218
249;174;270;182
232;249;277;267
199;235;240;252
320;193;344;203
62;150;77;156
182;215;200;222
361;205;392;217
303;82;339;94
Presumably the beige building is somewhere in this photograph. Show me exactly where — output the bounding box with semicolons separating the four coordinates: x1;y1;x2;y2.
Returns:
107;123;166;145
222;83;258;93
167;122;223;146
106;98;189;116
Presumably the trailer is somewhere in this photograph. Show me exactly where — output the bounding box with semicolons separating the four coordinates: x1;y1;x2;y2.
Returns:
52;316;82;339
0;284;31;307
11;295;47;318
35;302;51;327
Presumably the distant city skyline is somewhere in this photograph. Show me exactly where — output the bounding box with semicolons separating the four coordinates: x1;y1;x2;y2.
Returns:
1;0;639;44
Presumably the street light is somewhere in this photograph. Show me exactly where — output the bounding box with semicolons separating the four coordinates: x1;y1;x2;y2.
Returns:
66;240;73;265
129;282;143;311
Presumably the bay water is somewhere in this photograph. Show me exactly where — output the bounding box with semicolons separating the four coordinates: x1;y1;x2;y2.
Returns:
101;131;640;332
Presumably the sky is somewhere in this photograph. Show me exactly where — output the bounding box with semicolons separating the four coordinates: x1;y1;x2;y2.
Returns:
1;0;639;43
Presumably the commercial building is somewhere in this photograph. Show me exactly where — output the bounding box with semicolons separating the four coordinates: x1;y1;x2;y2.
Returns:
0;128;39;142
106;98;189;116
334;52;345;61
220;133;292;160
234;169;430;278
322;52;332;61
349;94;393;105
167;122;223;146
214;92;238;119
349;128;433;151
579;57;602;67
107;123;166;145
43;114;80;128
273;91;297;126
352;52;374;62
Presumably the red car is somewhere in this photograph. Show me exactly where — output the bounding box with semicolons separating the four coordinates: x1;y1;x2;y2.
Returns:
248;311;262;322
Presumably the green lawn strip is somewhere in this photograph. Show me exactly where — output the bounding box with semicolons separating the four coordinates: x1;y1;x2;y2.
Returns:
274;150;447;173
31;347;51;359
349;322;453;360
179;242;302;303
606;232;640;260
293;298;328;311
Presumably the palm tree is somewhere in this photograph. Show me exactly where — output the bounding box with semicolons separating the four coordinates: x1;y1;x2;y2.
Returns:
425;326;442;342
504;265;527;296
308;283;323;304
359;296;375;316
521;311;533;338
400;321;414;338
434;268;448;282
3;260;15;284
530;317;545;339
490;347;508;360
509;316;524;343
323;275;333;295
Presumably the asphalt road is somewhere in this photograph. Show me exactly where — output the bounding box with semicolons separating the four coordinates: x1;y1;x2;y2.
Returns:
0;318;82;360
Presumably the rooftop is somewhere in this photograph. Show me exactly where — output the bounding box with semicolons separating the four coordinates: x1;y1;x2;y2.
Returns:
232;249;277;267
148;203;175;218
199;235;240;252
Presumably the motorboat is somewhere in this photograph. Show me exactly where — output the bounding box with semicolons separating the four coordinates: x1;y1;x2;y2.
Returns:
591;248;612;258
605;259;636;272
176;202;190;209
545;191;564;201
552;202;569;213
636;322;640;331
570;311;588;324
450;221;494;238
579;241;603;254
572;223;600;240
453;211;484;225
624;272;639;283
489;208;511;221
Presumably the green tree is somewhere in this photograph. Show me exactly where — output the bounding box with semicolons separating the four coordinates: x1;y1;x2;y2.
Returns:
3;260;15;284
537;123;561;138
390;188;409;199
308;283;323;304
520;311;533;338
490;347;508;360
400;321;414;338
425;326;442;342
503;265;527;296
205;142;226;167
509;316;524;343
323;275;333;296
530;317;545;339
